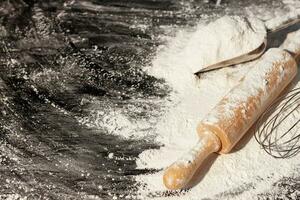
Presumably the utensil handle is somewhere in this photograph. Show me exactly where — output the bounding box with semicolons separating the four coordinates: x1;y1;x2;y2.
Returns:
194;41;267;75
266;10;300;33
163;132;220;190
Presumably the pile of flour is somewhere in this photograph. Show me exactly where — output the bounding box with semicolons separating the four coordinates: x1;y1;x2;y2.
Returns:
135;15;300;199
182;16;266;73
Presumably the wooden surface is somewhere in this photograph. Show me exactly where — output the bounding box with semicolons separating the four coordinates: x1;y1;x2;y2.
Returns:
0;0;299;199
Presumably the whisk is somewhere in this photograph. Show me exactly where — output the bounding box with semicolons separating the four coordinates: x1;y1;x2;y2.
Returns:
255;85;300;158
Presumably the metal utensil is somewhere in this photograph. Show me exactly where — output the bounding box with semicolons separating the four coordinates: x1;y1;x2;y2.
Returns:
255;86;300;158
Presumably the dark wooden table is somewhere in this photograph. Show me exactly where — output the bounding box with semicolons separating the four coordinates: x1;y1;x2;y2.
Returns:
0;0;299;199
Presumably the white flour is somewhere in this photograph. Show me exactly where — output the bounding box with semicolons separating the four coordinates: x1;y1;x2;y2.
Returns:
182;16;266;73
135;15;300;199
281;29;300;54
265;8;300;31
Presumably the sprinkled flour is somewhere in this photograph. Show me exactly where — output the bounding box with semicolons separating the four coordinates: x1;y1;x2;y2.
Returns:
135;15;300;199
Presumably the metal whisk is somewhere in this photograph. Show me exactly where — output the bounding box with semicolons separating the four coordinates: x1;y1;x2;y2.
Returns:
255;86;300;158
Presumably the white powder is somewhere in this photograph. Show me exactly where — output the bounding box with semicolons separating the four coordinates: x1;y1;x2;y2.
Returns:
280;30;300;54
135;15;300;199
76;98;163;140
175;131;220;166
108;153;114;159
181;16;266;73
265;8;300;31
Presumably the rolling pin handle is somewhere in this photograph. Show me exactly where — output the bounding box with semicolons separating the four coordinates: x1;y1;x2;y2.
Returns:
163;132;221;190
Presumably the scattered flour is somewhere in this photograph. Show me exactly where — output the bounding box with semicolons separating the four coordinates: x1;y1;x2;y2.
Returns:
135;15;300;199
76;99;162;140
108;153;114;159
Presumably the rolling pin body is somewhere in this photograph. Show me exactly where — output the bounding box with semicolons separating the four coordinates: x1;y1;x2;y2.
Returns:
163;48;298;190
199;48;297;153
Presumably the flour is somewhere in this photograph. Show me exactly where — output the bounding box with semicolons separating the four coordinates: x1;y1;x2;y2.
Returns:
281;30;300;54
181;16;266;73
135;15;300;199
76;99;162;140
265;8;300;32
176;131;220;166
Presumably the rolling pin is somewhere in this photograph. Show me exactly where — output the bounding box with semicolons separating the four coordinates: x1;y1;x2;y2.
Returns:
163;31;300;190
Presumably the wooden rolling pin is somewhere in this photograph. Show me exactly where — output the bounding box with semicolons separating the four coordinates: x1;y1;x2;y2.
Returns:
163;32;300;190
